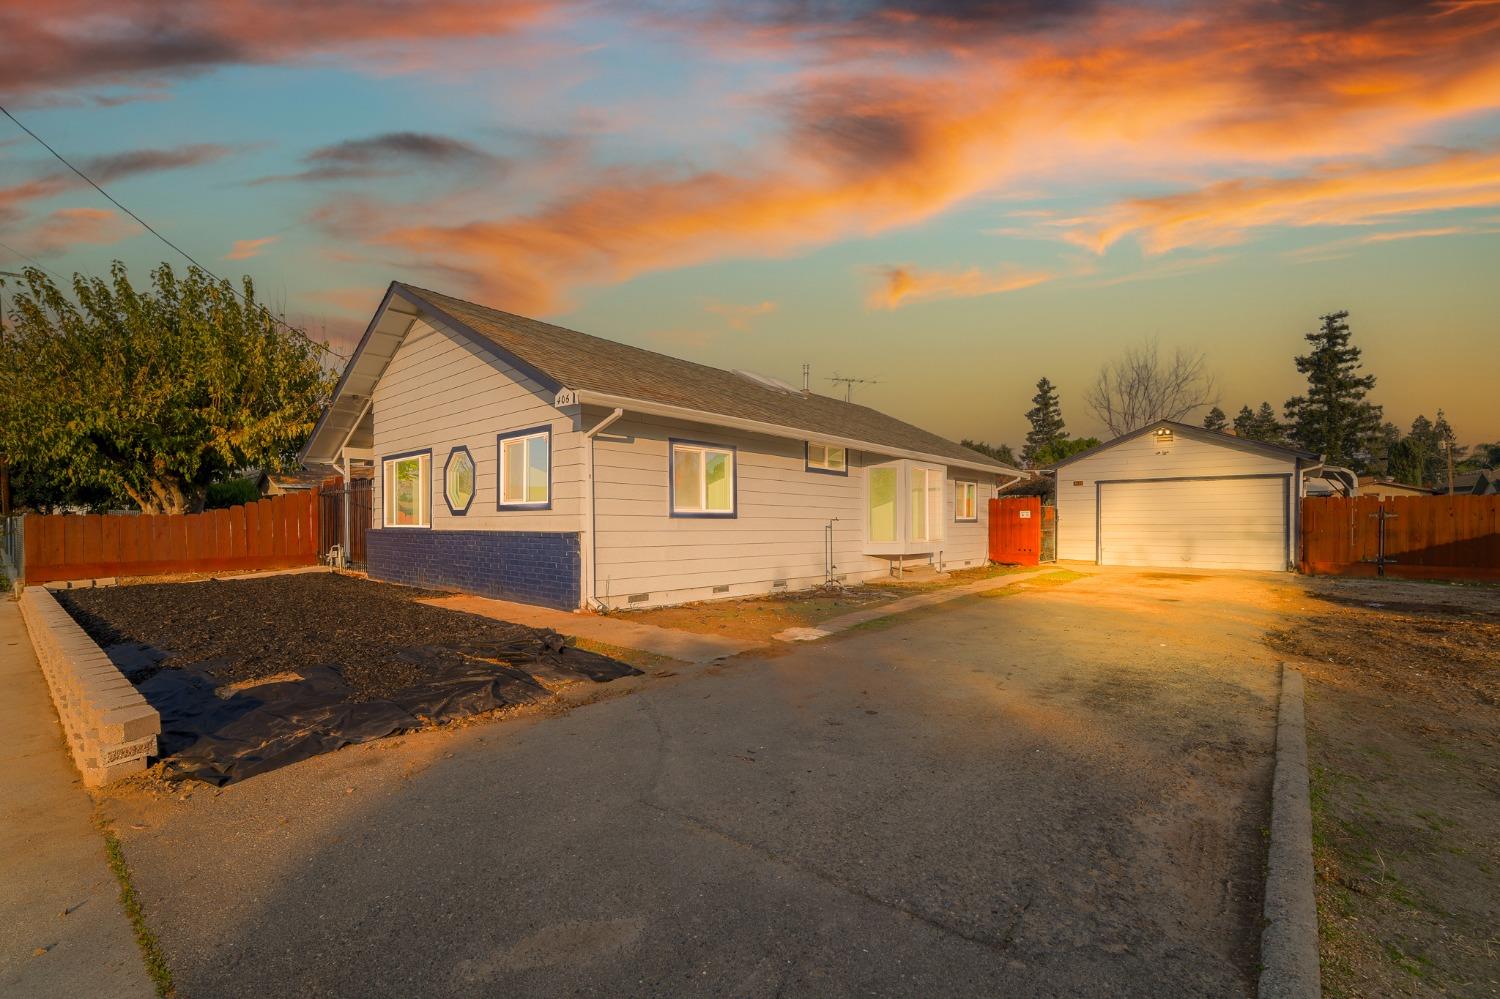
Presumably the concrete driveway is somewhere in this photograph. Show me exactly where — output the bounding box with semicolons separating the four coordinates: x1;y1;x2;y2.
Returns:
100;568;1286;997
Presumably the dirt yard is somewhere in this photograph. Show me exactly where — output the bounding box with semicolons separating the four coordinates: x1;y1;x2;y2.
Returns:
1267;577;1500;997
618;563;1032;644
58;572;637;783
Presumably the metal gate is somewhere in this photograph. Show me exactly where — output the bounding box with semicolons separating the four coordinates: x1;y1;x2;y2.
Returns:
1040;505;1057;564
318;478;372;567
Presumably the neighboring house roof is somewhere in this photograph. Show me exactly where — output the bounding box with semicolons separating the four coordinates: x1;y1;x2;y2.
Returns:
1356;476;1436;496
304;282;1022;476
258;469;332;492
1047;419;1321;470
1450;468;1497;494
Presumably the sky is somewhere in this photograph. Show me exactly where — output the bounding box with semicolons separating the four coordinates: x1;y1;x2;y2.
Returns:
2;0;1498;450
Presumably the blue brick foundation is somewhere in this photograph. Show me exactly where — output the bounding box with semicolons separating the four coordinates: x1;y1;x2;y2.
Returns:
367;530;581;609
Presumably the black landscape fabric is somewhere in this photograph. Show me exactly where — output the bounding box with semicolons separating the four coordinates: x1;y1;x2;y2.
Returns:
58;573;641;785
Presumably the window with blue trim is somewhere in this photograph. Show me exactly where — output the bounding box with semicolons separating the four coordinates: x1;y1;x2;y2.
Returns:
806;441;847;474
499;429;550;507
671;441;735;516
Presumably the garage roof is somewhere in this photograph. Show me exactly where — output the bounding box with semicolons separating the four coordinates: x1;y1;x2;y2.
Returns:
1048;420;1321;470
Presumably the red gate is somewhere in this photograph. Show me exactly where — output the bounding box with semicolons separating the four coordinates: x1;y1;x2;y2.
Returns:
989;496;1042;565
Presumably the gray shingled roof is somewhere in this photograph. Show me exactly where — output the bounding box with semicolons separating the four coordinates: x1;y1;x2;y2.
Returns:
399;283;1015;472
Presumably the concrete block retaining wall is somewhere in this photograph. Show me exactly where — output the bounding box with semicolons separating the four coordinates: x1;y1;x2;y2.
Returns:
18;587;160;787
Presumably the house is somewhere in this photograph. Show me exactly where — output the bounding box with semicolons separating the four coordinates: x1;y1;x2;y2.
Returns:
1051;421;1354;571
257;469;335;496
301;283;1025;610
1450;468;1499;495
1356;476;1437;499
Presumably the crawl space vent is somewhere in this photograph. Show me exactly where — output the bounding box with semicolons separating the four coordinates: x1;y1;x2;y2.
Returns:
627;592;650;604
712;584;730;594
771;579;787;589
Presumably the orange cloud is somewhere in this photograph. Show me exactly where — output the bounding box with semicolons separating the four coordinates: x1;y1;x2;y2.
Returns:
1062;148;1500;254
224;236;278;260
331;1;1500;310
867;264;1055;310
23;207;134;255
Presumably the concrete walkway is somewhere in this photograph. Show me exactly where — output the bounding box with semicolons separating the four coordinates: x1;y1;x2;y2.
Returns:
773;566;1061;641
421;594;759;664
0;598;153;999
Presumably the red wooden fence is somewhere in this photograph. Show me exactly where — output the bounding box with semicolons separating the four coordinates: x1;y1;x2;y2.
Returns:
23;492;320;584
989;496;1042;565
1300;494;1500;581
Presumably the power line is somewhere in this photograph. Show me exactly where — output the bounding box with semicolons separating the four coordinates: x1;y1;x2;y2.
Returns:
0;102;349;361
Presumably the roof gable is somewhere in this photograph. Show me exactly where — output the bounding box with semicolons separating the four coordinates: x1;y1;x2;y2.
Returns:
1048;419;1320;470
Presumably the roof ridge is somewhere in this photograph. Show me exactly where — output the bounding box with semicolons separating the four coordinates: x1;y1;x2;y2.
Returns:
399;282;882;413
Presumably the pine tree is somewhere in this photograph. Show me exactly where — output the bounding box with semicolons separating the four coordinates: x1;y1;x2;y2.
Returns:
961;439;1016;466
1252;402;1285;444
1232;402;1285;444
1202;406;1228;433
1021;377;1069;466
1283;310;1383;471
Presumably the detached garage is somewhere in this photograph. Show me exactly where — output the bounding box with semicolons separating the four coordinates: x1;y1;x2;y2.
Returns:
1053;421;1341;572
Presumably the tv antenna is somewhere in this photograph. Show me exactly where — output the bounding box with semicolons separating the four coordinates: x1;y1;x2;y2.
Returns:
826;372;880;402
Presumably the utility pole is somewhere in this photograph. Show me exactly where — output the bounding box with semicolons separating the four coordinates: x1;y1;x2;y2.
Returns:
1446;439;1456;496
826;373;881;403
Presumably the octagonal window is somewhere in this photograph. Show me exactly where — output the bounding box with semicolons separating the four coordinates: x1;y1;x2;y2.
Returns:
444;447;476;515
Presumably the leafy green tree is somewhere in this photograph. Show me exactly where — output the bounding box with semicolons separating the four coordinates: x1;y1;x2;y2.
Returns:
1032;436;1100;466
0;262;336;513
1460;441;1500;471
1021;377;1068;466
961;439;1017;466
1202;406;1228;433
1283;310;1383;471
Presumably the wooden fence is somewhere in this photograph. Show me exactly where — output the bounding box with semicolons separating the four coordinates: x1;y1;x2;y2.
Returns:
1300;494;1500;581
22;492;321;584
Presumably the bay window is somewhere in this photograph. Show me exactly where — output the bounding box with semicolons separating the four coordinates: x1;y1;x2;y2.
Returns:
864;460;949;554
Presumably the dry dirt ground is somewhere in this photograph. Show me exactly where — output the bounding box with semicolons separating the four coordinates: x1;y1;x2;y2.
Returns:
1267;576;1500;997
617;564;1033;644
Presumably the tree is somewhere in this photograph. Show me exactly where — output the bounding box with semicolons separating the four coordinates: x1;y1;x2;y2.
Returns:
1031;436;1101;466
1085;338;1216;436
1021;377;1068;466
1395;411;1464;487
1283;310;1383;471
1202;406;1228;433
0;262;336;513
961;439;1016;467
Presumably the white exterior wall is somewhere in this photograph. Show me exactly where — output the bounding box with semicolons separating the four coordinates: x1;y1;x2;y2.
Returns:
590;411;995;609
1055;430;1296;565
370;319;583;533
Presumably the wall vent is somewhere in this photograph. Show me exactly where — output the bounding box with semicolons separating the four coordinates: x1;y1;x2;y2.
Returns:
627;592;650;604
712;584;730;594
771;579;787;589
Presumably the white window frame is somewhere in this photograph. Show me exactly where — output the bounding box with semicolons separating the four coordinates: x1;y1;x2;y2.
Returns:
382;451;431;528
498;428;551;509
909;465;945;543
955;480;979;522
806;441;848;475
670;440;736;517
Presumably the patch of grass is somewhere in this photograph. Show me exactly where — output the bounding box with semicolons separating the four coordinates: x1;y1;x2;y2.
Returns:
866;562;1033;594
570;637;685;674
1384;941;1432;978
975;568;1088;597
98;822;174;997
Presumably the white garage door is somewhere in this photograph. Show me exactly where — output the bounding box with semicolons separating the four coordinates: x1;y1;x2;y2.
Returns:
1099;477;1288;571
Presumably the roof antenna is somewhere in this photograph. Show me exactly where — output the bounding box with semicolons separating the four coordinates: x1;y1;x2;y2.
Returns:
826;372;880;403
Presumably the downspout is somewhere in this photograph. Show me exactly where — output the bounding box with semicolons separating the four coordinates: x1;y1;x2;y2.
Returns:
582;407;625;611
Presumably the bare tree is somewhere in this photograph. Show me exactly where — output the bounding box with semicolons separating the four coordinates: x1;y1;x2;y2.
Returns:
1084;338;1217;437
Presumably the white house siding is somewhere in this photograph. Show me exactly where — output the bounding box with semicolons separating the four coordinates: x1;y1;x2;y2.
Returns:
590;411;995;609
370;318;583;533
1055;430;1296;567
